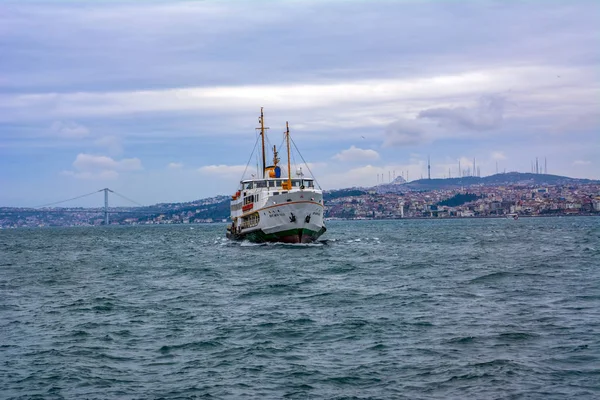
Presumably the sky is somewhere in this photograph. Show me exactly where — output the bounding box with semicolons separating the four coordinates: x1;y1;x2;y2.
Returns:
1;0;598;207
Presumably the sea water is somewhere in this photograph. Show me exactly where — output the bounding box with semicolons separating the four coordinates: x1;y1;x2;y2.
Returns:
1;217;599;399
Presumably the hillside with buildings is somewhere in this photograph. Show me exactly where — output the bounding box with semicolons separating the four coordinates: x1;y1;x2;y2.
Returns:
375;172;597;193
327;180;600;219
1;173;599;228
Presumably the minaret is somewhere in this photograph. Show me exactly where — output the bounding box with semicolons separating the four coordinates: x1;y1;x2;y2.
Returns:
545;157;547;174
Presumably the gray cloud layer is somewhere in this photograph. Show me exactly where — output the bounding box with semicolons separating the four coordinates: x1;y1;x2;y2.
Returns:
0;0;598;205
384;119;428;147
1;1;597;93
418;94;507;131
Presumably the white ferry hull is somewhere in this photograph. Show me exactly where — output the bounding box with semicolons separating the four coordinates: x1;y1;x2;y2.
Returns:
228;192;326;243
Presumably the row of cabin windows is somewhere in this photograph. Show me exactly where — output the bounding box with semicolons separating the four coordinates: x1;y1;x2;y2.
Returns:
231;195;259;211
243;194;259;205
244;179;314;190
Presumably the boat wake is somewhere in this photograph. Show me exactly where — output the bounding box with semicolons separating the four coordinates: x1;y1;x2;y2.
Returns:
239;240;327;247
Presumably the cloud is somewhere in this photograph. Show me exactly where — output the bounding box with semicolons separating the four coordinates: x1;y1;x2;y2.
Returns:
332;146;379;162
553;112;600;135
3;1;596;95
0;67;546;124
167;162;183;169
573;160;591;165
197;162;328;183
2;65;596;151
2;1;600;205
418;94;507;131
319;162;425;189
198;164;247;177
94;135;123;156
61;170;119;180
62;153;142;180
383;118;428;147
50;121;89;138
73;153;142;172
491;151;507;160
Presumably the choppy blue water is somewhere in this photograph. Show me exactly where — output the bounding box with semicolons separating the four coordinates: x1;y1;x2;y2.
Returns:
1;217;599;399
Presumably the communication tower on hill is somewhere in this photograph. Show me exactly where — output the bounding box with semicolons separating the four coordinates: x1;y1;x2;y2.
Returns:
428;155;431;180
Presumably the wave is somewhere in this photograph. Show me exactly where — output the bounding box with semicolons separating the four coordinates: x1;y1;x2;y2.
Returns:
447;336;476;344
497;332;539;341
159;340;223;353
468;271;545;283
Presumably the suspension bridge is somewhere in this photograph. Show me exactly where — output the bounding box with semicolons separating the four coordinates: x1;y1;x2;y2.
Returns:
1;188;169;225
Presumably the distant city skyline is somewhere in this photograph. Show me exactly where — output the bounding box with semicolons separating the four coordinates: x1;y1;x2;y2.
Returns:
1;1;598;207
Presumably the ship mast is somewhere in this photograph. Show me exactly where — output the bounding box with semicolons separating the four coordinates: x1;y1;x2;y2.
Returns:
259;107;266;178
285;121;292;190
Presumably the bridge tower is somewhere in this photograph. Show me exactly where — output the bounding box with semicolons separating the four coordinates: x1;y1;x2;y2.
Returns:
103;188;112;225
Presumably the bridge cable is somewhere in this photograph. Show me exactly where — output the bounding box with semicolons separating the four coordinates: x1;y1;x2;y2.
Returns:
33;190;103;208
110;190;145;207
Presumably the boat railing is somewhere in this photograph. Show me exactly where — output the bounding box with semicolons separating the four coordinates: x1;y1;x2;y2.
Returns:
241;179;315;190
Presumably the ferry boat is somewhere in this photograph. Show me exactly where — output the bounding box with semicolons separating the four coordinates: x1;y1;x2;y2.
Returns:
226;108;326;243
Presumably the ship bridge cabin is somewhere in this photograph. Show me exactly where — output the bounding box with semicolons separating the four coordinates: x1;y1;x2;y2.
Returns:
230;178;316;204
241;178;315;190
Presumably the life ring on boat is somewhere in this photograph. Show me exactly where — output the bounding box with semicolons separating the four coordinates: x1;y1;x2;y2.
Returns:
300;185;305;189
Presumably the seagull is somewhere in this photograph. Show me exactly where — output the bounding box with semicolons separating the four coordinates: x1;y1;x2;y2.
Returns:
361;135;366;139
